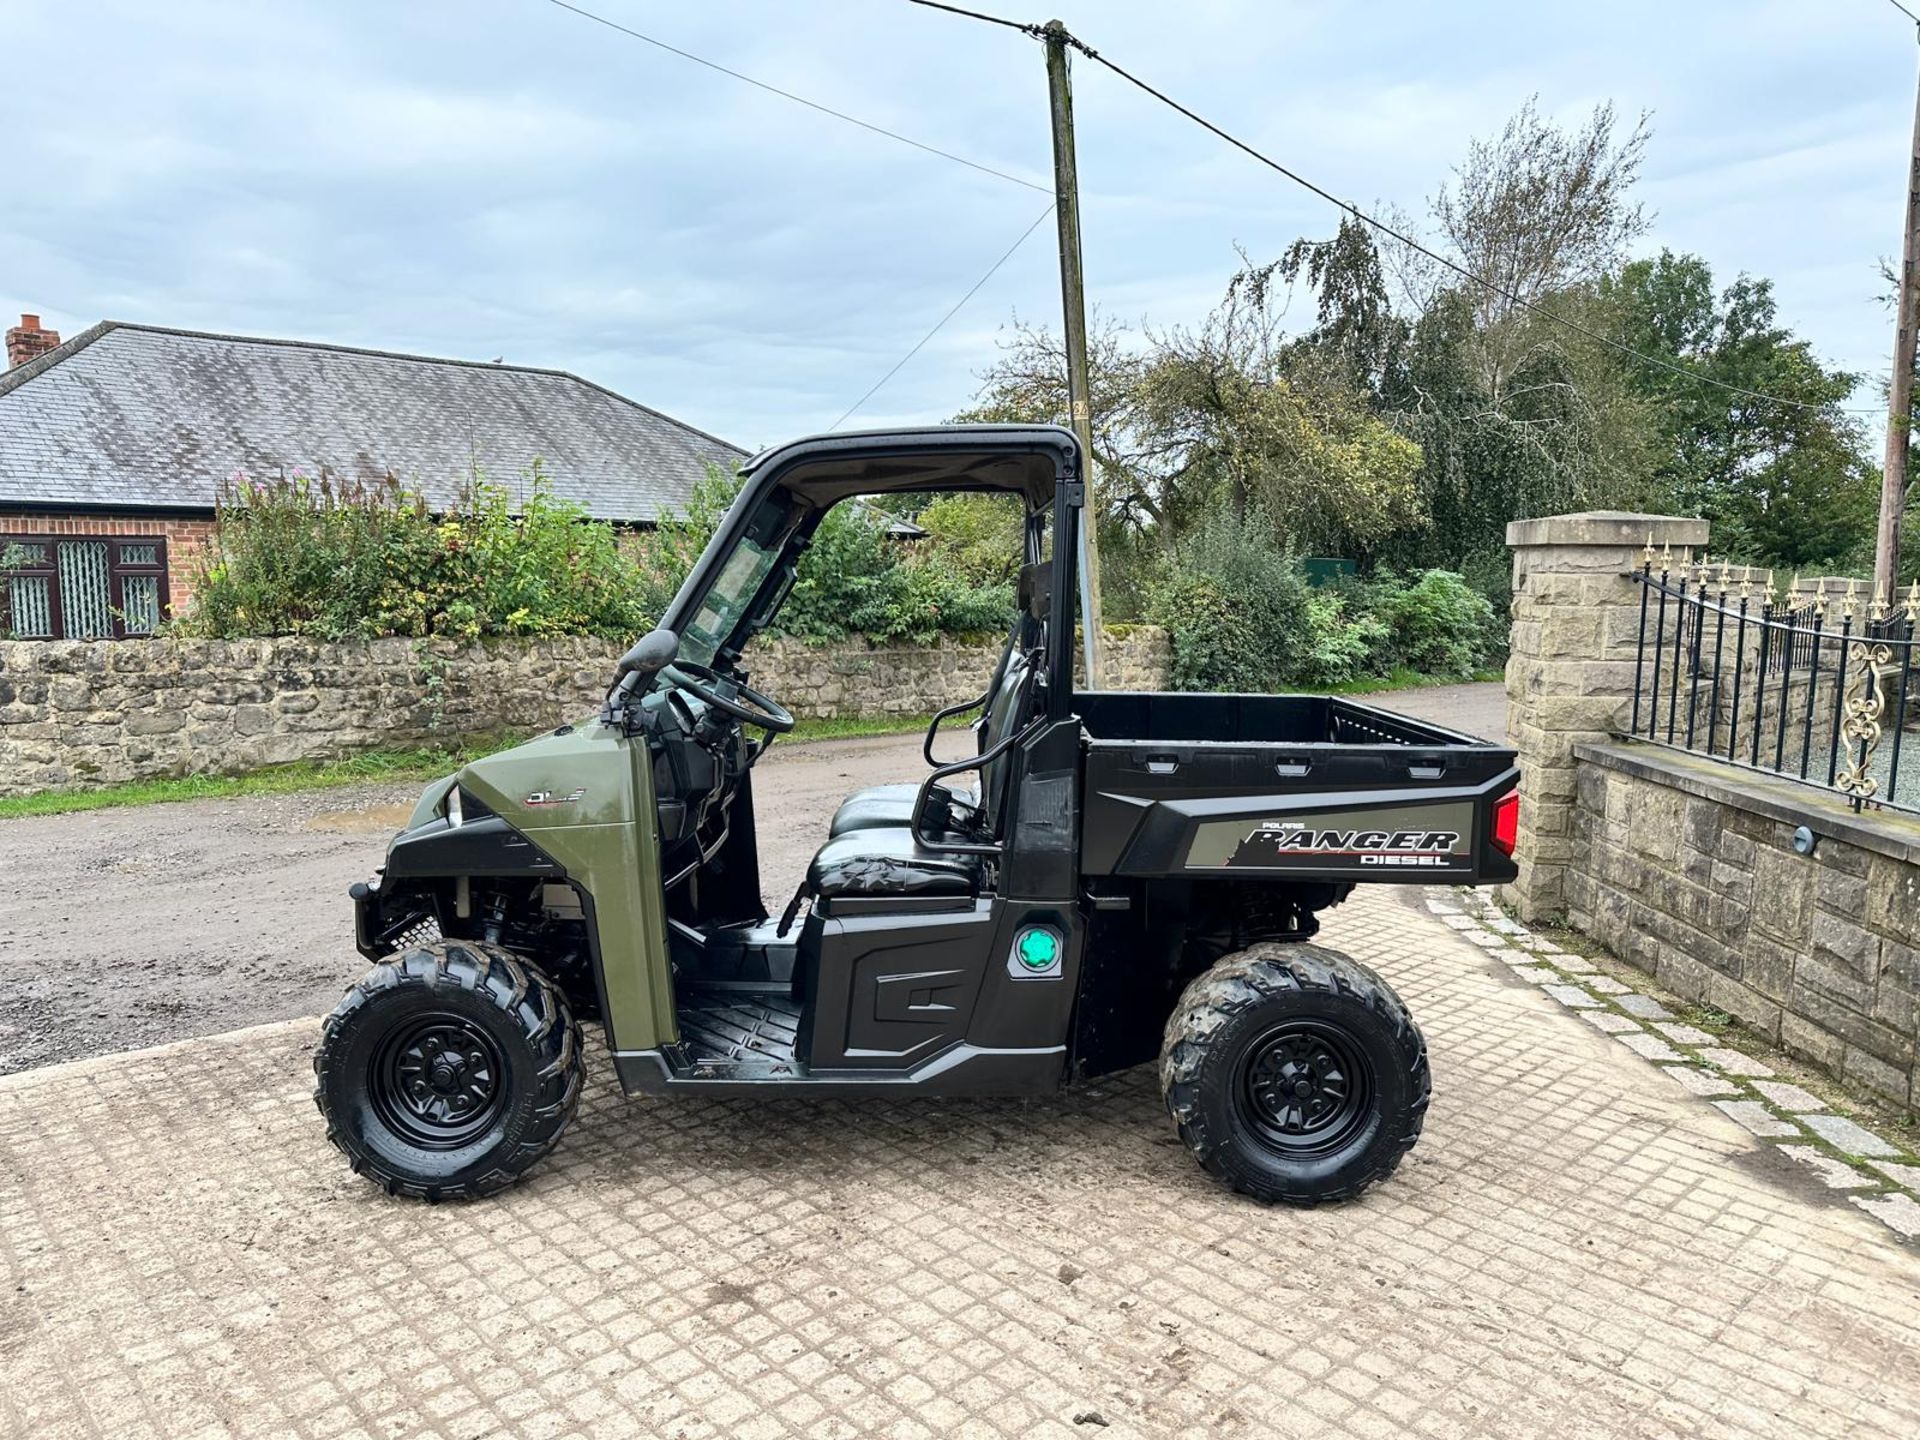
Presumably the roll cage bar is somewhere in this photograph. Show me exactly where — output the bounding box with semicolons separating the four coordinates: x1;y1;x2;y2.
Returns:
658;424;1085;718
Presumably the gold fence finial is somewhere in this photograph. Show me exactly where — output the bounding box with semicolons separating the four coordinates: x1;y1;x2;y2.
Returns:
1740;565;1755;601
1906;579;1919;621
1643;530;1656;564
1844;576;1860;619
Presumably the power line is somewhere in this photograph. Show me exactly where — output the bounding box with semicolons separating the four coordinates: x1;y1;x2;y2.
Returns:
544;0;1048;194
1884;0;1920;28
1072;31;1887;416
830;205;1055;430
913;3;1886;417
908;0;1042;36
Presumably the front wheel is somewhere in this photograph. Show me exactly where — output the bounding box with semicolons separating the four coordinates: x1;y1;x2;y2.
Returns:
1160;941;1429;1205
314;940;584;1201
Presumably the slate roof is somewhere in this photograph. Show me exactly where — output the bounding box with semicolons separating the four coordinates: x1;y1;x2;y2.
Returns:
0;322;746;521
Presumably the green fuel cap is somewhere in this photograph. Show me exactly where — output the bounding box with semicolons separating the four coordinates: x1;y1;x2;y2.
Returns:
1016;927;1060;970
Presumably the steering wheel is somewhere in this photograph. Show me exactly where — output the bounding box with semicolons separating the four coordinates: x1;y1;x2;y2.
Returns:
659;659;797;734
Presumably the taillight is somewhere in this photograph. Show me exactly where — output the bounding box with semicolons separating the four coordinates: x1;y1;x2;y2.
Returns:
1492;790;1518;856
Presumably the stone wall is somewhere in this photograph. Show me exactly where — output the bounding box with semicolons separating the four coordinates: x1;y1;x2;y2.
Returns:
1569;742;1920;1113
0;627;1169;795
1503;511;1708;919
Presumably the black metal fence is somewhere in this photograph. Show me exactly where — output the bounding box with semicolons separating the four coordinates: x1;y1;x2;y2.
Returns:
1629;553;1920;815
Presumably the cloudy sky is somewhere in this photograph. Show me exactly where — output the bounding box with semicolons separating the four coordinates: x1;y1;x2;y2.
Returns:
4;1;1918;451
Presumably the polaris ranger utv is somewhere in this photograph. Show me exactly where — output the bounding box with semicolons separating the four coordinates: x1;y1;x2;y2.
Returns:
317;425;1519;1204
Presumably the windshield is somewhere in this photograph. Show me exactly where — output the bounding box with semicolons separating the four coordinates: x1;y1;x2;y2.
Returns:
676;535;780;667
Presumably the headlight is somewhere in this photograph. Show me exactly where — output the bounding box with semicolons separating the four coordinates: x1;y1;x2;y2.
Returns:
442;786;494;829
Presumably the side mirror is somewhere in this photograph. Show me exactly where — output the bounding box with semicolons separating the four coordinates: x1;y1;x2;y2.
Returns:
617;628;680;680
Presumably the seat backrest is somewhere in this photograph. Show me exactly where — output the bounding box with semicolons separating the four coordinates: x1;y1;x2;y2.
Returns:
975;646;1036;833
958;558;1049;837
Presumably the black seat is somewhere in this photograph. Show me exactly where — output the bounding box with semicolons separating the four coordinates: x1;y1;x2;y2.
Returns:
828;781;973;835
801;563;1046;921
807;826;983;908
829;560;1050;840
829;635;1041;840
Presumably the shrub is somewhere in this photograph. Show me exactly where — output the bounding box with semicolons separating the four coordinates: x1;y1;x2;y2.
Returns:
1149;570;1261;691
183;467;656;641
782;503;1015;645
912;492;1025;587
1148;508;1314;690
1297;591;1391;687
620;463;741;620
1362;568;1498;677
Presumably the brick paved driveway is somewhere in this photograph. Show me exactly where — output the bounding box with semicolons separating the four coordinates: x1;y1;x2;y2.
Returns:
4;888;1918;1440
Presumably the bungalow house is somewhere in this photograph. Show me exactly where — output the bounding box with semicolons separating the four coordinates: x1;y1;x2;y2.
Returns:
0;313;746;640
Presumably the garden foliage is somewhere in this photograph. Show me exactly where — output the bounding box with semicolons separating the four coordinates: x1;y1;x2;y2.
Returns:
1147;507;1497;692
182;464;1015;647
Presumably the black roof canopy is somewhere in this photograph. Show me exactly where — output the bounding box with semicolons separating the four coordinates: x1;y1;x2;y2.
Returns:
740;424;1078;510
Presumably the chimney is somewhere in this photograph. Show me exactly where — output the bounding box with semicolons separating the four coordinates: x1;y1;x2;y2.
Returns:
6;314;60;369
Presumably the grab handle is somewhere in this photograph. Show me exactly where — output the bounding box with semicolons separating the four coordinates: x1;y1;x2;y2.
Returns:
910;717;1048;856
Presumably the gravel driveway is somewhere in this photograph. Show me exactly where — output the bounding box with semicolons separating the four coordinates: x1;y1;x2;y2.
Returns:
0;683;1505;1075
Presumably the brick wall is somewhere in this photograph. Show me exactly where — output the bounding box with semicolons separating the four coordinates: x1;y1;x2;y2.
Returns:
0;512;216;616
0;627;1170;795
1569;742;1920;1114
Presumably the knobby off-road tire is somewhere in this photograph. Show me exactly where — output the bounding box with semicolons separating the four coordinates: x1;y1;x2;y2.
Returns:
1160;941;1429;1205
314;940;584;1201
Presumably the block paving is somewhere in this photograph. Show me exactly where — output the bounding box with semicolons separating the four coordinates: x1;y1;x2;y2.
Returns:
4;888;1920;1438
1436;885;1920;1243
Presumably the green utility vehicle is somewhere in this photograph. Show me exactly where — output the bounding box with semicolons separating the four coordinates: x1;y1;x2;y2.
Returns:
317;426;1519;1204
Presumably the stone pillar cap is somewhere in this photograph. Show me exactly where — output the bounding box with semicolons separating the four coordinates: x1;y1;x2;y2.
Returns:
1506;512;1708;549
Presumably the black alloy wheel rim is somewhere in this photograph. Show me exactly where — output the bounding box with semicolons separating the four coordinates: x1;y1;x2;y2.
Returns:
370;1014;507;1150
1235;1020;1375;1158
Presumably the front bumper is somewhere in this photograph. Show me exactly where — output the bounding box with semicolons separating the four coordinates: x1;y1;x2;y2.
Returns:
348;879;393;960
348;876;435;961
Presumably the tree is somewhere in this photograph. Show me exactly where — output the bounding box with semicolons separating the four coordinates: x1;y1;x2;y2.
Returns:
951;312;1146;519
1428;96;1652;399
959;278;1422;562
1273;217;1409;399
1602;251;1871;570
1258;102;1659;582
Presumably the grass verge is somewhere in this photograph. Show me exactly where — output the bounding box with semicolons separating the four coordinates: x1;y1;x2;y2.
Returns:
0;736;525;821
1324;666;1505;696
786;713;933;743
0;716;932;821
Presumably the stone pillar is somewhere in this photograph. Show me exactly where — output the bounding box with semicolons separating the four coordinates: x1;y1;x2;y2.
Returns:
1505;511;1709;921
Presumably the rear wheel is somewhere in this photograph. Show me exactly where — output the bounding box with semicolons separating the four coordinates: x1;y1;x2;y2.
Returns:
315;940;583;1201
1159;941;1428;1204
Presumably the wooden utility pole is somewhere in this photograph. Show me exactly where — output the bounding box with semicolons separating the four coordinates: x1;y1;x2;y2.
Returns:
1876;30;1920;608
1043;19;1105;686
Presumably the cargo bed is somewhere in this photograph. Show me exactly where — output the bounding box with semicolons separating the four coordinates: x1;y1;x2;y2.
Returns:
1075;691;1519;884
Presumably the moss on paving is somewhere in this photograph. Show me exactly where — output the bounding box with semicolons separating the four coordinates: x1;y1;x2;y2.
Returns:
1512;908;1920;1155
785;713;932;743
